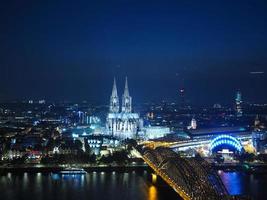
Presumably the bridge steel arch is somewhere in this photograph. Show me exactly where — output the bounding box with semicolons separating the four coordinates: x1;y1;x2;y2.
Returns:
141;147;233;200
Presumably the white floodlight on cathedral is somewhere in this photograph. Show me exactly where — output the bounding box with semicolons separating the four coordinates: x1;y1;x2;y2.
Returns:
106;77;142;140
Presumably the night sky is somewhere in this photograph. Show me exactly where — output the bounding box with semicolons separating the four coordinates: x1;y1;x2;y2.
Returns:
0;0;267;105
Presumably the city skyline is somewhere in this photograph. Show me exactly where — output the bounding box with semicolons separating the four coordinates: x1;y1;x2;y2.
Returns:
1;1;267;200
0;75;264;106
0;1;267;104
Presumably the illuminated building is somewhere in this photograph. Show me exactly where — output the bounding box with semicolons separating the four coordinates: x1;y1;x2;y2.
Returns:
86;135;120;155
187;117;197;130
76;111;90;125
252;130;267;153
144;126;170;139
147;112;154;120
38;99;46;104
191;118;197;129
106;77;142;139
210;135;243;154
235;90;243;117
187;126;250;140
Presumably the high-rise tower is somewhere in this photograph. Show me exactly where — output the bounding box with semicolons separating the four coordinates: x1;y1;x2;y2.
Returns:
109;78;120;113
235;90;243;117
121;77;132;113
191;118;197;129
179;87;185;107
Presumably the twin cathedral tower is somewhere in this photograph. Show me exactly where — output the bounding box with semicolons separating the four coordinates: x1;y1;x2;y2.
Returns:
109;77;132;113
106;77;142;139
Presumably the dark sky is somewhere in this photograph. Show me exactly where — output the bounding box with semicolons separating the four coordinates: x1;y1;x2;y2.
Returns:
0;0;267;105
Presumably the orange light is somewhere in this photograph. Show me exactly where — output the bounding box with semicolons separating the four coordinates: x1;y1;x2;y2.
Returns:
148;185;158;200
152;173;157;184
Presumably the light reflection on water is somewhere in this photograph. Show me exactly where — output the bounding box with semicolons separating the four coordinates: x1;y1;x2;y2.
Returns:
51;173;60;180
219;171;267;200
4;171;267;200
219;171;243;195
0;172;180;200
148;185;158;200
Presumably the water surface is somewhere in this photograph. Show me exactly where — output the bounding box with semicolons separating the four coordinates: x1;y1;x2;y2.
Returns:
0;171;180;200
0;171;266;200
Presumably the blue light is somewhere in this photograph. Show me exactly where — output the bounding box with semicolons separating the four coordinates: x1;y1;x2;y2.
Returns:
210;135;243;152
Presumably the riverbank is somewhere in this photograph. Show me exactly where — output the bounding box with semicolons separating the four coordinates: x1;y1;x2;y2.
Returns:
212;162;267;173
0;164;149;174
1;162;267;174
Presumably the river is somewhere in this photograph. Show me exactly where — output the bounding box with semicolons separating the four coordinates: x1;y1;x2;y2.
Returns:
0;170;266;200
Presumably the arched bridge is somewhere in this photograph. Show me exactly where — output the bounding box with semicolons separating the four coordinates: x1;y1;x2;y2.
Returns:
139;146;249;200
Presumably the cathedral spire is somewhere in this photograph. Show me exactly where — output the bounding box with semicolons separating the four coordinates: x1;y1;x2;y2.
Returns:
122;76;132;113
123;77;130;97
110;78;119;113
111;78;118;98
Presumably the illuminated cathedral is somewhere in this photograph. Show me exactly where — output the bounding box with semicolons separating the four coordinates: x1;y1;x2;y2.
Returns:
106;77;141;139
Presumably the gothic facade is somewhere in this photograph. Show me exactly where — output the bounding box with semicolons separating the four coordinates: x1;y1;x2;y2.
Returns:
106;77;141;139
